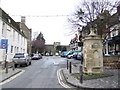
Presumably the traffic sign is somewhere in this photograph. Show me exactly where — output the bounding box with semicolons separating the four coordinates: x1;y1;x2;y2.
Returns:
0;39;8;49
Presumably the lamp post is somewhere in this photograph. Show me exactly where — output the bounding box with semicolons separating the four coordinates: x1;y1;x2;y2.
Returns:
99;15;105;38
77;9;84;84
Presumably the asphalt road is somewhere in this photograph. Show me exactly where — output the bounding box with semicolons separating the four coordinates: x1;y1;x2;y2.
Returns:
2;56;80;88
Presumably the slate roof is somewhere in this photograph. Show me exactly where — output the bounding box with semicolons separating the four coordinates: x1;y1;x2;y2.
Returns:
0;8;27;38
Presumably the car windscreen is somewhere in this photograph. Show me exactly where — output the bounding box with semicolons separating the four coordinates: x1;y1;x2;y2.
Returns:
33;54;39;56
14;55;24;58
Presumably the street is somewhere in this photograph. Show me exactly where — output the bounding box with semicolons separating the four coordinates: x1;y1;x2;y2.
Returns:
1;56;80;88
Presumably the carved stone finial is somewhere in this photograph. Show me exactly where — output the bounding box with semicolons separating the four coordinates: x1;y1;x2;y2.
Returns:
89;28;96;36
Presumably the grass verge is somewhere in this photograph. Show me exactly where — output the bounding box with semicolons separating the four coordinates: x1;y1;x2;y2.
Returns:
71;73;113;80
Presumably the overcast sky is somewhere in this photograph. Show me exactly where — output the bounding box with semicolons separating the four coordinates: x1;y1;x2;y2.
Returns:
1;0;82;45
0;0;119;45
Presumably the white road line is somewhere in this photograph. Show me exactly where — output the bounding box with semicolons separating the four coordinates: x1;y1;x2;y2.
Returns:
0;70;25;85
57;68;71;88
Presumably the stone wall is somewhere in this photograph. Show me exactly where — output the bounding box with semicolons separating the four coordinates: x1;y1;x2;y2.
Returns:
103;55;120;68
45;44;70;53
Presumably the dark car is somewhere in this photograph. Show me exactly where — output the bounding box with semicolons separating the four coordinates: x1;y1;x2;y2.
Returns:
31;54;42;60
13;53;31;67
49;52;53;56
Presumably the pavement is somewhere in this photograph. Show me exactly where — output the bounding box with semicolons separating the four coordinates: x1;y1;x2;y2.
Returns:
58;64;120;89
0;65;22;84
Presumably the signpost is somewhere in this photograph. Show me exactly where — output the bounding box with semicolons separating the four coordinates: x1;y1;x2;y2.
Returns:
0;39;8;73
80;65;83;84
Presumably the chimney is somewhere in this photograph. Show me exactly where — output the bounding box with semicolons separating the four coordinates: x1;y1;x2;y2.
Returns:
21;16;26;24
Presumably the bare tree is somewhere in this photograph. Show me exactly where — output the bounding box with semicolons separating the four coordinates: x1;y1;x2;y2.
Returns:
68;0;119;31
31;32;45;53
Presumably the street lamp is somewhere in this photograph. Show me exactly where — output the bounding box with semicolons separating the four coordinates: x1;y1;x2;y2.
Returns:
99;14;105;38
77;10;84;84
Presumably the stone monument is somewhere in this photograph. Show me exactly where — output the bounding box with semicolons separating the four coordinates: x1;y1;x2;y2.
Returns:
83;28;103;74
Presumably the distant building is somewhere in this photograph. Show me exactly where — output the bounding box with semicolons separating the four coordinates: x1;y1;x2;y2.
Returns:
53;42;60;48
69;30;83;51
45;42;70;54
45;44;54;53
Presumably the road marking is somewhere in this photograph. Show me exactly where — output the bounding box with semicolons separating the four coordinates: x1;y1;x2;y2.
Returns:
57;68;71;88
0;70;25;85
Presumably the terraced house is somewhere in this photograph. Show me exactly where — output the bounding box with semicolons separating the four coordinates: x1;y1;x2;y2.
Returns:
0;8;31;63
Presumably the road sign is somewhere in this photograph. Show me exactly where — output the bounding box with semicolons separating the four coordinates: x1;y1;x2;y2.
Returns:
0;39;8;49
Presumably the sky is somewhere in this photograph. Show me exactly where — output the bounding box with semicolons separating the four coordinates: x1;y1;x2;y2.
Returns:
0;0;81;45
0;0;119;45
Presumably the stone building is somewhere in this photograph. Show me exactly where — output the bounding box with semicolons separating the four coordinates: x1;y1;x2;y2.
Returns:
17;16;32;54
45;42;70;54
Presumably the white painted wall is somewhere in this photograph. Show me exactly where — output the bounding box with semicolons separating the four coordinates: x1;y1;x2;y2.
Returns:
0;17;27;63
110;24;119;37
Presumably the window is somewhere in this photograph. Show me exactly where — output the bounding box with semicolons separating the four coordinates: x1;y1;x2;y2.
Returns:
11;46;13;53
7;25;11;31
2;22;5;35
23;49;25;53
21;48;22;52
112;31;116;37
24;38;25;45
18;34;19;41
14;55;24;58
14;47;16;53
17;47;19;52
13;30;15;41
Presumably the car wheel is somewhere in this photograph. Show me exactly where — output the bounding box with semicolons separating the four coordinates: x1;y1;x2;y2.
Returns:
29;62;31;65
14;64;17;68
25;62;29;66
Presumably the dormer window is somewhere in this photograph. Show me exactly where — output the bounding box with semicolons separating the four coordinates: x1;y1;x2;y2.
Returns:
8;18;11;23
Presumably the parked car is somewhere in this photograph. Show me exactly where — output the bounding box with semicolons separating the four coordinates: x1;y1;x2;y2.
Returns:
49;52;53;56
13;53;31;67
55;52;59;56
76;52;83;61
67;54;74;59
31;53;42;60
61;51;68;57
72;52;78;59
66;50;81;59
66;50;81;56
46;53;49;56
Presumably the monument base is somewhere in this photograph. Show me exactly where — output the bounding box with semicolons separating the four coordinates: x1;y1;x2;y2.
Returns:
83;30;103;74
83;66;103;74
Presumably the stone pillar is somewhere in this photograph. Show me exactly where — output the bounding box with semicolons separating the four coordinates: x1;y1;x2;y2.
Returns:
83;29;103;74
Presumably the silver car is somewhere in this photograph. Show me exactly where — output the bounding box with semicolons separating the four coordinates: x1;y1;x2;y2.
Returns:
13;53;31;67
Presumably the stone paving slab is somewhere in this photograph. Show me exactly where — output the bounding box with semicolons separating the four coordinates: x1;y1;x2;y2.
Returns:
62;64;119;89
0;67;22;82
